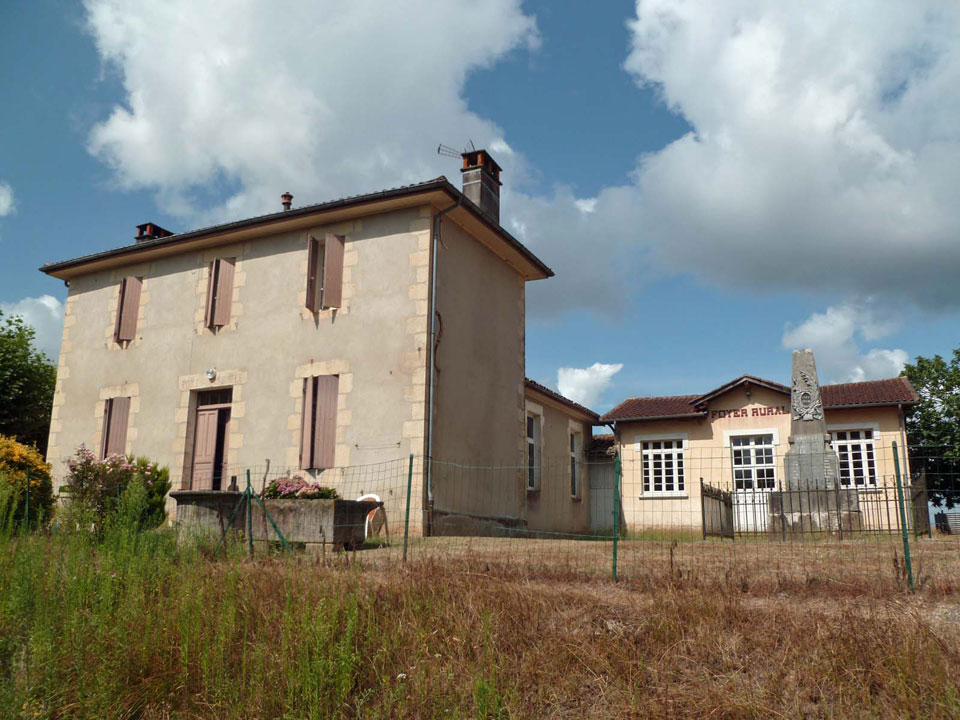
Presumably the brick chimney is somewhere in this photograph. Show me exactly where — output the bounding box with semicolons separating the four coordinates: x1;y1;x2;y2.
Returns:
281;192;293;211
135;222;173;244
460;149;502;224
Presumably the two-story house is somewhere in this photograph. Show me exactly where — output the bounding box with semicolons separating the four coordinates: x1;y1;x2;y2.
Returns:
42;150;598;536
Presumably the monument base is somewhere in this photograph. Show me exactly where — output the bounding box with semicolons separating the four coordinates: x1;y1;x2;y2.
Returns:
768;489;862;537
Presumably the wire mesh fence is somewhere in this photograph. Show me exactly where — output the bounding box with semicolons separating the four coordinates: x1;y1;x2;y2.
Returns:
150;442;960;592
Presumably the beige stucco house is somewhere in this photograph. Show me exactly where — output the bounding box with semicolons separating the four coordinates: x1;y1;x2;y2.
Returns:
600;375;918;535
41;150;582;536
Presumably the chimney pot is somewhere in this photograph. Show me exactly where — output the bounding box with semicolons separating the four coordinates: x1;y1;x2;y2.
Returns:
281;192;293;211
460;150;502;225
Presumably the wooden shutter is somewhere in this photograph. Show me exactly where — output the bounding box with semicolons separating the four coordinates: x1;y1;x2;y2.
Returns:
115;276;143;342
212;258;235;326
305;236;321;312
204;261;217;328
299;376;316;470
321;234;344;309
101;396;131;458
312;375;339;469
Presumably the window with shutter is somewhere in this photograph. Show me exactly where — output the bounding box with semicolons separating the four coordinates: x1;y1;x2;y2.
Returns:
101;396;131;459
205;257;236;329
299;375;339;470
320;234;344;309
114;276;143;343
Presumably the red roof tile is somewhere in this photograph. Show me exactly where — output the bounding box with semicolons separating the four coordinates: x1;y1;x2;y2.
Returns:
601;395;703;422
821;377;918;407
601;376;916;423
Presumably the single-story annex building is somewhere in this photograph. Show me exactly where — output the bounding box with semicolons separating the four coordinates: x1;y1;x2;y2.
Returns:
598;374;918;535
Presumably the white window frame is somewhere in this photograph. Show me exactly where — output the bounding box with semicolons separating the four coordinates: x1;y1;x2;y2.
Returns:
729;432;778;491
525;402;544;492
635;432;689;498
568;420;583;499
828;425;879;488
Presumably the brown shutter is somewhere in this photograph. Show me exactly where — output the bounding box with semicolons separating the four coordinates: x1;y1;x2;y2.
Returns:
204;261;217;328
102;396;131;458
312;375;339;469
213;257;235;326
115;276;142;342
299;376;316;470
305;236;320;312
321;234;344;309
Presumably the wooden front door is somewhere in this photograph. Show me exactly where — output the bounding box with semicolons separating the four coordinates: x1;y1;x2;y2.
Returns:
191;409;220;491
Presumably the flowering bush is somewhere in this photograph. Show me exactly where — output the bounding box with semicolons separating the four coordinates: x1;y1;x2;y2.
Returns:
0;434;53;529
262;475;339;500
62;445;171;533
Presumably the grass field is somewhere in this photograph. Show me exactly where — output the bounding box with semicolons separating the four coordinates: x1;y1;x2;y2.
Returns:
2;528;959;719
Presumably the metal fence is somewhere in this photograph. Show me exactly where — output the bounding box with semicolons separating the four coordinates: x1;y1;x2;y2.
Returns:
152;443;960;592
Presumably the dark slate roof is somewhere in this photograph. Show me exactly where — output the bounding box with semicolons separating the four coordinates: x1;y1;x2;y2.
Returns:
40;177;553;279
601;376;917;422
524;378;600;422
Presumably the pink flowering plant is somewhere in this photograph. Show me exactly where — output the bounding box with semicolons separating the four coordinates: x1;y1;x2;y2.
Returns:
62;445;171;532
262;475;339;500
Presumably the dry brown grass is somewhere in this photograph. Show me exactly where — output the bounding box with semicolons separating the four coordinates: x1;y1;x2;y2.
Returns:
4;531;960;719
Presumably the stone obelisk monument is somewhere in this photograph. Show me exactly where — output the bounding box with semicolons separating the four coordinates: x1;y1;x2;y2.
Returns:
769;349;861;535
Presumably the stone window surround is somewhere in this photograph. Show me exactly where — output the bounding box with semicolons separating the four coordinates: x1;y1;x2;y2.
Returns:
524;400;544;492
104;267;151;351
193;245;247;336
286;359;353;474
94;384;141;459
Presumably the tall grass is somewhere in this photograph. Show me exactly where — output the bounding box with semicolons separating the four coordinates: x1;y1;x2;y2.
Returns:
1;515;958;718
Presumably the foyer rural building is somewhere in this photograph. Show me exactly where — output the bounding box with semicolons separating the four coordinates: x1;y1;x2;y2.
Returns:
598;375;918;535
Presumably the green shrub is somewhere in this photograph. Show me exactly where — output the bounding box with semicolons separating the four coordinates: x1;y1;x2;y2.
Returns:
61;446;171;535
0;434;53;529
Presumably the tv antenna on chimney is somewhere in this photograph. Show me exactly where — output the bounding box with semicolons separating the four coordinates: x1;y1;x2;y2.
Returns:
437;143;461;158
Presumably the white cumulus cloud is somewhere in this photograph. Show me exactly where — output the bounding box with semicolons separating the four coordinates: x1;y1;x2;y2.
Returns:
83;0;537;223
557;362;624;408
782;303;907;383
80;1;960;320
0;295;65;361
622;0;960;309
0;182;14;216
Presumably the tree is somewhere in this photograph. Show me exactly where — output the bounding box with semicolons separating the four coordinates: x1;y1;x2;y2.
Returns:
902;349;960;509
0;311;57;455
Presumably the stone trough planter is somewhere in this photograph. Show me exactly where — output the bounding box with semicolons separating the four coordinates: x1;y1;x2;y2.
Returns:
170;491;382;549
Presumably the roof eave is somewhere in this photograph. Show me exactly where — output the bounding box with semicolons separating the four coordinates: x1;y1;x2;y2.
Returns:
603;412;707;423
41;178;553;282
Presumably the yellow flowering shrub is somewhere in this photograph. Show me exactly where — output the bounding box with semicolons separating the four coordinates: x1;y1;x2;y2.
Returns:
0;434;53;528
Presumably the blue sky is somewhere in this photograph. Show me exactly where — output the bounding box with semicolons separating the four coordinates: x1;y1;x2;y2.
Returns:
2;1;959;413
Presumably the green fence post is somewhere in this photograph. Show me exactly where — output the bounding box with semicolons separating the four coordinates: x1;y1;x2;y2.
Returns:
246;469;254;558
24;468;30;533
892;441;914;590
612;455;621;581
402;454;413;564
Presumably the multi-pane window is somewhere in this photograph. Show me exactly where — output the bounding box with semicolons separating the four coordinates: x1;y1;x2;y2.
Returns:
831;430;877;487
569;431;581;497
641;439;685;495
526;413;541;491
731;434;776;490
